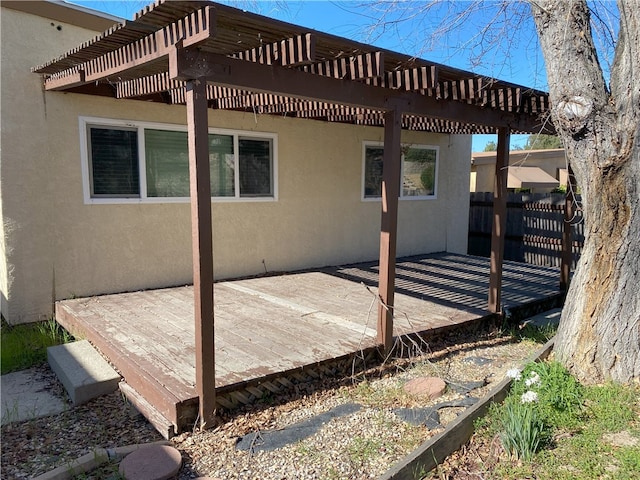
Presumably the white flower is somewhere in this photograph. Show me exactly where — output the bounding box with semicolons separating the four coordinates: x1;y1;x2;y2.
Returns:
506;368;522;380
525;372;541;387
521;390;538;404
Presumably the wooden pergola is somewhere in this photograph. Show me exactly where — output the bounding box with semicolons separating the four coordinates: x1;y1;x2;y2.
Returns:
34;0;563;429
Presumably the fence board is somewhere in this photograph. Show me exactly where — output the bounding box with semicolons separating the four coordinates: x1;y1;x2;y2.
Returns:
468;192;583;268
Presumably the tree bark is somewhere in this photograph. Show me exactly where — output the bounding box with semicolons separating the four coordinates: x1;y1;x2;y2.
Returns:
530;0;639;383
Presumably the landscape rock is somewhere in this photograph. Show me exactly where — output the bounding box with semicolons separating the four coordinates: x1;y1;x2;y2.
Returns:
404;377;446;399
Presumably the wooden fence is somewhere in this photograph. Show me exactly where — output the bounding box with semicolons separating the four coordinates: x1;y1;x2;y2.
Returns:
468;192;584;268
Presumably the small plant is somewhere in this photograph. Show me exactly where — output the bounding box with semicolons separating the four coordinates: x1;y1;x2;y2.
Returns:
499;399;545;460
347;435;383;465
518;321;558;343
510;361;584;428
497;361;585;460
37;317;73;344
349;379;407;408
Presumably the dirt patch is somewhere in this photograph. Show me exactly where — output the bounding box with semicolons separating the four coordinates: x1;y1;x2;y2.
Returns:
603;431;639;447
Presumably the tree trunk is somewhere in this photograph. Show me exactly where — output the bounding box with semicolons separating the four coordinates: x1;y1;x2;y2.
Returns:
531;0;639;383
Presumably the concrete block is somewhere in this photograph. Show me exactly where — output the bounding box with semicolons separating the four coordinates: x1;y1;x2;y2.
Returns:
47;340;120;405
522;308;562;329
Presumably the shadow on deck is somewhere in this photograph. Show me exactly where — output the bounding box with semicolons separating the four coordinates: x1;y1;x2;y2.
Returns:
55;253;562;437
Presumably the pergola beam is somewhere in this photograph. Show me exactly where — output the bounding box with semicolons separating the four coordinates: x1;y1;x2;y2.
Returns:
169;46;543;131
45;68;86;90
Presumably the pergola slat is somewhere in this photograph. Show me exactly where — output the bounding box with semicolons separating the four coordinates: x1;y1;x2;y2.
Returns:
232;33;315;67
135;0;208;25
32;21;162;74
303;51;383;80
386;66;438;90
116;72;183;98
434;78;485;102
279;33;316;66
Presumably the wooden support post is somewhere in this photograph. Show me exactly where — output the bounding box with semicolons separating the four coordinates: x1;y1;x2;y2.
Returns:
186;78;216;429
488;128;510;314
377;108;403;353
560;166;576;291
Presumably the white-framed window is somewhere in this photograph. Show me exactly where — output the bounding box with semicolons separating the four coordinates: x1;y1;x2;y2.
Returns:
362;142;439;200
80;117;277;204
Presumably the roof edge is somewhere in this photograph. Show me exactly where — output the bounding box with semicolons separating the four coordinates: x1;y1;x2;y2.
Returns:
2;0;122;32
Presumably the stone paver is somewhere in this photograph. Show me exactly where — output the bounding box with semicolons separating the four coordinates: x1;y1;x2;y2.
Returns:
1;368;67;425
119;444;182;480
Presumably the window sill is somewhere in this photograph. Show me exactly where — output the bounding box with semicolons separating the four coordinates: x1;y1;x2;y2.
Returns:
84;196;278;205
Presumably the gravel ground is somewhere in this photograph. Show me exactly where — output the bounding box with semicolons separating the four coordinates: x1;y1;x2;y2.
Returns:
1;326;546;479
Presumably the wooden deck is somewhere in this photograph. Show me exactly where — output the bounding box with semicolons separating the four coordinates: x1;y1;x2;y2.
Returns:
55;253;562;436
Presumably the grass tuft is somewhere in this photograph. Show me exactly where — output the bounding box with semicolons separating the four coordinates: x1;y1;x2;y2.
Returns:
1;317;73;374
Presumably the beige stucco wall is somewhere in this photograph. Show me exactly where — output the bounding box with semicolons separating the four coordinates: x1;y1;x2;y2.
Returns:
1;6;471;324
1;6;114;323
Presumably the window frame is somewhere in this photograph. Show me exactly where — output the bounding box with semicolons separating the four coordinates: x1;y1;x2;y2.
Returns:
361;141;439;202
80;116;278;204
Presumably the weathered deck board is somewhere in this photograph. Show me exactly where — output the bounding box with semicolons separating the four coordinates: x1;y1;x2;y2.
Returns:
55;253;561;434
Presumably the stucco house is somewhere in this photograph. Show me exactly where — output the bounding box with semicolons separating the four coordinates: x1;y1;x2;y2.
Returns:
0;0;560;431
1;0;477;325
470;148;567;193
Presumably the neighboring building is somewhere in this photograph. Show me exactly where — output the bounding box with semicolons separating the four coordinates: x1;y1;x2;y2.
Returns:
470;148;567;193
1;1;474;324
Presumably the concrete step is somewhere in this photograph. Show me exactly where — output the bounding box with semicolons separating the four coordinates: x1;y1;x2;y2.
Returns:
47;340;121;405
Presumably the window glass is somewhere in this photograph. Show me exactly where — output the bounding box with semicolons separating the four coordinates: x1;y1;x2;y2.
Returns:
239;138;272;197
145;129;189;197
209;134;235;197
83;119;275;201
363;143;437;199
364;146;384;198
89;126;139;197
403;147;436;197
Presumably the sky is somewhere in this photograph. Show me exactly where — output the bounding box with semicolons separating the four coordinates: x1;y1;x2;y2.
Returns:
71;0;552;151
